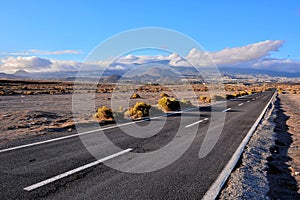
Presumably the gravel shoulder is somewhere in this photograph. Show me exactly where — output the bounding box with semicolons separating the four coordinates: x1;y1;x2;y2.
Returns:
219;94;300;199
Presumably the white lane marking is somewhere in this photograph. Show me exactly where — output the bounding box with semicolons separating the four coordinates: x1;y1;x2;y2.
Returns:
0;107;198;153
185;120;204;128
222;108;231;112
23;148;132;191
238;103;244;106
252;98;255;100
185;117;209;128
247;100;250;103
202;91;276;200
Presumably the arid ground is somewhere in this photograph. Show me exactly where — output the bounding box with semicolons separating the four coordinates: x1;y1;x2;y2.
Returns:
1;80;299;194
280;94;300;192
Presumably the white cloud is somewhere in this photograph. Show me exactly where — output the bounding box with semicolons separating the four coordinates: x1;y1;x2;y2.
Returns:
116;54;167;64
0;40;299;74
0;56;52;73
181;40;285;67
0;56;109;73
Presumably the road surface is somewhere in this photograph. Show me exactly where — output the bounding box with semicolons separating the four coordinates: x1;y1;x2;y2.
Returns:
0;91;275;199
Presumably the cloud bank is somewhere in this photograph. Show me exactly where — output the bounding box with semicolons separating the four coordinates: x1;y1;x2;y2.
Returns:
0;40;299;74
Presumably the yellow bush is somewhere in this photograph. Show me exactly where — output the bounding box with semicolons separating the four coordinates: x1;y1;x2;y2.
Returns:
199;96;211;103
158;97;180;112
130;93;141;99
24;91;34;95
94;106;114;120
239;91;247;96
246;90;252;95
125;102;151;119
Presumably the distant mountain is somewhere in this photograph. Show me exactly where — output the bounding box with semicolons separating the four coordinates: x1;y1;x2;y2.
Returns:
0;72;20;79
144;67;180;78
105;75;121;82
0;63;298;82
14;70;31;77
119;66;183;83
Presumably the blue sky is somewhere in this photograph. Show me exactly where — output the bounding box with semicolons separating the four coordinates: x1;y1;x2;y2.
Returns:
0;0;300;73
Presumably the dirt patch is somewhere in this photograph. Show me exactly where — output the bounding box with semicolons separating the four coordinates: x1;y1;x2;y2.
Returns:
267;96;300;199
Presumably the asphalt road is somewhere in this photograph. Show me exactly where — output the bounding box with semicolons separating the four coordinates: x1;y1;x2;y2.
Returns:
0;90;275;199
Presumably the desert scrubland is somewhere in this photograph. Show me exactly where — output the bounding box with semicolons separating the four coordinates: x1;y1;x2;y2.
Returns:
0;80;299;144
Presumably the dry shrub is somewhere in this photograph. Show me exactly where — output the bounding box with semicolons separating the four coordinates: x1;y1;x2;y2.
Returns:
199;96;211;103
125;102;151;119
94;106;114;121
131;93;141;99
158;97;180;112
24;91;34;95
239;91;247;96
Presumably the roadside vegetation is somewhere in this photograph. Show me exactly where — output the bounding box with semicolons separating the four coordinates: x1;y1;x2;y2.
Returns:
93;106;114;121
130;93;141;99
158;97;180;112
125;102;151;119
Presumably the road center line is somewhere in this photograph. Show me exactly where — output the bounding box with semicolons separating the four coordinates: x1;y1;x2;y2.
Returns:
238;103;243;106
185;117;208;128
247;100;250;103
23;148;133;191
222;108;231;112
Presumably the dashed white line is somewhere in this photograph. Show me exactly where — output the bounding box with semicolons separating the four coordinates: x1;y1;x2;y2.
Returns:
238;103;244;106
247;100;250;103
23;148;133;191
185;120;203;128
185;117;209;128
222;108;231;112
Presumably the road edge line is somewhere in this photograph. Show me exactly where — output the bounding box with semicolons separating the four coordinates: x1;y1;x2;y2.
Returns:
201;91;277;200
